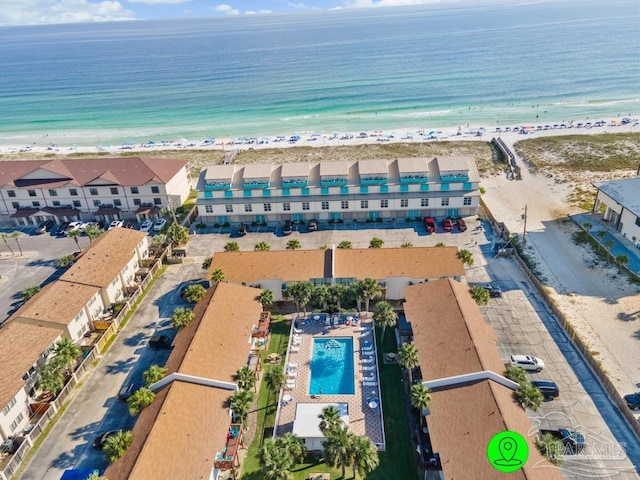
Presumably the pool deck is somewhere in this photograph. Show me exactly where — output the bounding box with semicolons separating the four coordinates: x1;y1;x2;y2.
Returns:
274;314;385;450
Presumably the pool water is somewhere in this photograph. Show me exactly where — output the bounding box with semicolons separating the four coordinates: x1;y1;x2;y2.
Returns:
309;337;355;395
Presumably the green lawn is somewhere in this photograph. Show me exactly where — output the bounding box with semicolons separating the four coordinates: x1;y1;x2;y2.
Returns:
240;316;418;480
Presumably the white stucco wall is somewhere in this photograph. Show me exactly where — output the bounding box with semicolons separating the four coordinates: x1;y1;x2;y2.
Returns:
0;388;30;440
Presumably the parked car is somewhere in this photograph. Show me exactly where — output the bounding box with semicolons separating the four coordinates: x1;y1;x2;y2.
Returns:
153;218;167;231
55;222;70;236
0;436;24;455
623;392;640;410
531;380;559;399
308;219;318;231
108;220;124;230
480;282;502;297
65;221;84;234
35;220;55;234
539;428;585;453
423;217;436;233
93;430;123;450
237;223;248;236
510;354;545;372
442;218;454;232
283;220;293;235
139;220;153;232
149;334;172;350
81;221;102;232
457;218;467;231
118;382;141;401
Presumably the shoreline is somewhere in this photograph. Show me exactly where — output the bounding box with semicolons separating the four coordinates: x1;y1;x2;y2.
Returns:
2;115;638;158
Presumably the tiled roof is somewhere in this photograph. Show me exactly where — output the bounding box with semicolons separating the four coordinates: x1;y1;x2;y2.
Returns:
60;228;146;288
436;155;471;172
203;164;235;181
320;160;349;177
396;157;429;174
0;158;187;188
334;247;465;280
281;162;311;178
0;322;60;409
242;163;272;179
358;159;388;175
9;281;99;327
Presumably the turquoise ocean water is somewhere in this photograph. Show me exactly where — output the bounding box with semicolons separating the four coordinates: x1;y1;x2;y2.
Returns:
0;0;638;147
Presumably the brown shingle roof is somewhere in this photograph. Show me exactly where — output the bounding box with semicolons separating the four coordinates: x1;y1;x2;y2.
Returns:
334;247;465;280
210;250;328;283
9;281;99;327
0;322;60;409
60;228;146;288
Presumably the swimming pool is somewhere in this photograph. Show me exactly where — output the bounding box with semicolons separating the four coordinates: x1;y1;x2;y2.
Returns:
309;337;355;395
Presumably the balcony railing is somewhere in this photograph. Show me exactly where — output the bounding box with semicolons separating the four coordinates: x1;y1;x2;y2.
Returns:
320;178;348;187
400;175;428;184
361;176;388;185
204;182;231;191
440;173;469;183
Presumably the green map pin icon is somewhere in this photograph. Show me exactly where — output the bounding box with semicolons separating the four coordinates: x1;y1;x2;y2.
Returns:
487;431;529;472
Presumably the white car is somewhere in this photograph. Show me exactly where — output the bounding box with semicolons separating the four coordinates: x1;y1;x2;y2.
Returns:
510;354;545;372
65;221;84;234
139;220;153;232
108;220;124;230
153;218;167;231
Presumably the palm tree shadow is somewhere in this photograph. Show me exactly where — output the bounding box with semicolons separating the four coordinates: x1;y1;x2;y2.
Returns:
618;312;638;322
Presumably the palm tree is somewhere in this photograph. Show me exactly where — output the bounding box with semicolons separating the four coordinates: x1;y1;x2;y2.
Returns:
469;286;490;305
595;230;607;255
224;241;240;252
360;277;382;313
435;242;445;247
54;338;81;372
615;254;629;273
312;284;331;311
229;390;254;426
535;433;564;466
143;365;167;387
582;221;593;241
1;232;15;255
318;405;343;435
260;438;294;480
398;343;419;385
67;229;82;251
9;231;23;256
369;237;384;248
128;387;156;416
171;307;194;330
103;430;133;462
37;362;66;396
84;225;104;243
259;289;274;311
337;240;352;249
329;284;347;312
255;241;271;251
285;281;313;315
351;435;380;478
514;382;544;411
167;223;190;246
277;433;307;464
202;256;213;269
503;366;528;386
57;253;75;268
323;424;354;478
401;241;413;248
87;473;108;480
184;284;206;303
457;248;474;267
21;285;41;302
236;365;256;392
373;301;397;343
264;367;285;393
410;383;432;426
286;239;301;250
349;281;364;312
604;239;614;261
210;268;226;284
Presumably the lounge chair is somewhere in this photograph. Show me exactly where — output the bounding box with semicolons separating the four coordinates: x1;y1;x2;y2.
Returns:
290;346;300;353
288;363;299;368
361;331;371;337
361;346;373;352
363;381;378;387
293;327;303;334
288;371;298;378
360;358;374;364
362;366;375;371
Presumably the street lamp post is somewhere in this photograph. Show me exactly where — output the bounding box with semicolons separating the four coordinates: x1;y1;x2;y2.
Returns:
522;204;528;246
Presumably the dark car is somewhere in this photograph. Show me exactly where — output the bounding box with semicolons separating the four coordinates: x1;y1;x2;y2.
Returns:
283;220;293;235
308;219;318;231
118;382;140;401
624;392;640;410
423;217;436;233
93;430;123;450
35;220;55;234
457;218;467;231
442;218;454;232
149;334;172;350
55;222;71;236
480;282;502;297
238;223;248;236
531;380;559;399
0;437;24;455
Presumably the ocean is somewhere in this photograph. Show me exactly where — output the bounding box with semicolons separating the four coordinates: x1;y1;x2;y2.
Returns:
0;0;638;147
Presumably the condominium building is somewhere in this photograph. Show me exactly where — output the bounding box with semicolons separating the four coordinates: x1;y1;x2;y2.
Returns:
195;157;479;226
0;157;190;225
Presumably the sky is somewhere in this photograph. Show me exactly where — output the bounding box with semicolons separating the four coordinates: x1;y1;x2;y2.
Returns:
0;0;477;27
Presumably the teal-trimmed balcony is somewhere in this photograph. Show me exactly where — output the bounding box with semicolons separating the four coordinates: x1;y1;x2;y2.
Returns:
282;179;308;188
440;173;469;183
243;181;270;190
400;175;428;184
361;176;388;185
321;178;348;187
204;182;231;191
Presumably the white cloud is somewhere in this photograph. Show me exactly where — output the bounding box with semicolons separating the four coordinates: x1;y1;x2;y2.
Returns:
0;0;135;26
215;3;239;15
287;2;310;9
245;9;273;15
343;0;440;7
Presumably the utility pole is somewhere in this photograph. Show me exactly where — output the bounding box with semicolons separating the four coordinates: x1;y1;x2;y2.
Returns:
522;204;528;246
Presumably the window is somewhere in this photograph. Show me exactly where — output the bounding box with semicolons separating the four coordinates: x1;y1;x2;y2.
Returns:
11;202;19;209
32;201;40;207
244;204;253;212
441;197;450;206
52;201;60;206
153;198;162;205
93;200;101;207
225;204;234;213
321;201;329;210
283;202;291;211
10;412;24;432
401;199;409;208
28;190;36;197
264;203;272;212
114;199;122;207
73;200;81;207
421;198;429;207
341;201;349;210
7;190;15;197
110;187;118;195
380;199;388;208
130;187;139;194
48;189;57;197
151;186;160;194
302;202;310;211
464;197;472;206
89;188;98;196
133;198;141;206
70;188;78;196
361;200;368;209
205;205;213;213
3;397;16;415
